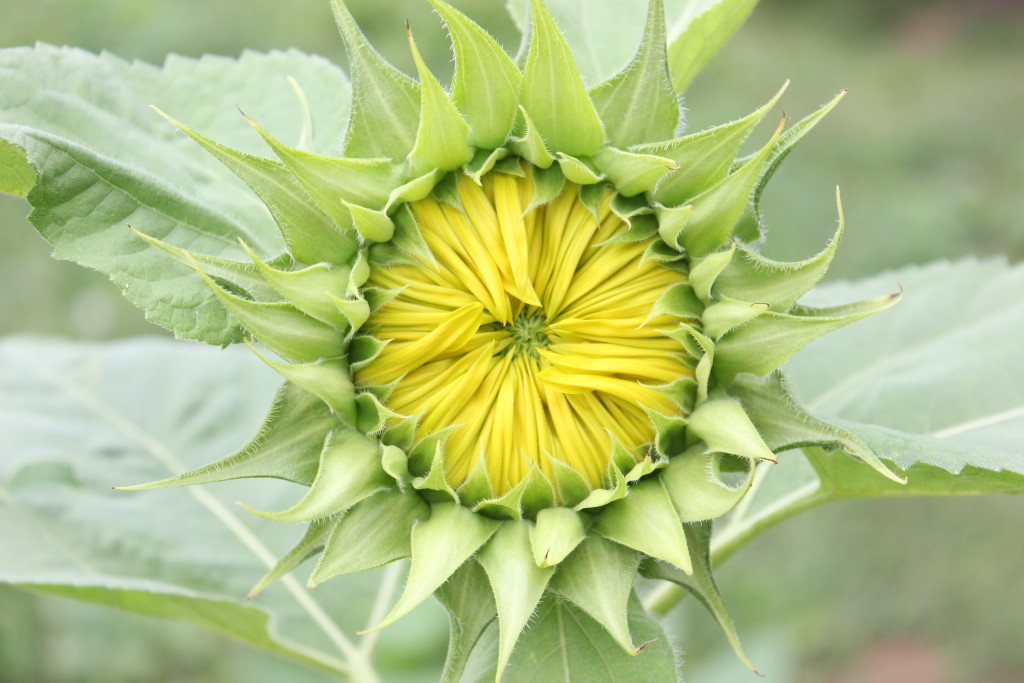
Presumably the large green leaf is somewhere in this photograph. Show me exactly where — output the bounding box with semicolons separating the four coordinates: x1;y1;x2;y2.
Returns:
788;258;1024;500
0;46;351;344
712;259;1024;563
0;337;419;680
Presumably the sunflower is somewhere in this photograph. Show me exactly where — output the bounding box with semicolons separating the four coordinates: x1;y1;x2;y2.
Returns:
124;0;902;677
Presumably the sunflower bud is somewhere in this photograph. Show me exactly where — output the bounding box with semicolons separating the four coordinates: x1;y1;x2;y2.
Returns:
123;0;904;677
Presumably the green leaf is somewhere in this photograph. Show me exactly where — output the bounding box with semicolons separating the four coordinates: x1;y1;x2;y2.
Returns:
667;0;760;93
507;0;705;87
520;0;606;156
590;148;678;198
249;518;338;599
242;427;387;523
686;397;777;463
435;561;497;683
331;0;420;159
675;118;783;255
469;592;679;683
247;115;403;224
310;489;429;584
128;227;282;302
529;507;586;567
661;448;755;522
246;352;356;424
643;81;786;207
506;0;644;84
590;0;679;147
25;585;347;676
0;138;33;196
714;290;902;379
711;260;1024;571
153;108;356;266
431;0;522;149
733;89;847;240
731;372;903;483
237;245;352;329
594;478;693;575
548;535;640;654
788;258;1024;491
119;381;335;490
641;523;756;672
0;338;384;677
0;45;350;344
508;0;756;92
509;107;555;169
407;30;473;176
191;262;346;364
475;521;555;677
372;503;500;631
714;192;844;311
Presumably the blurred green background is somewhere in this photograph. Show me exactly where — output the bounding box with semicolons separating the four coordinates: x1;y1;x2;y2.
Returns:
1;0;1023;681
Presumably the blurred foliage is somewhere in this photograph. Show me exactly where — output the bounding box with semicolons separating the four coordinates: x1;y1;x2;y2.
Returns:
1;0;1022;681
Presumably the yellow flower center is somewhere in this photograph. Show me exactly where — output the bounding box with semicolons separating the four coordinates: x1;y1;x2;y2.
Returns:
357;166;694;498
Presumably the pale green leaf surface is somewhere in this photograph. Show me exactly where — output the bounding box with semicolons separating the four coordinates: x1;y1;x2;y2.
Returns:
667;0;760;93
431;0;522;150
789;258;1024;487
707;259;1024;575
463;592;679;683
0;138;33;195
331;0;420;159
519;0;606;156
435;561;497;683
0;338;394;674
24;585;343;676
548;535;640;654
475;521;554;676
507;0;718;87
0;46;350;343
589;0;680;147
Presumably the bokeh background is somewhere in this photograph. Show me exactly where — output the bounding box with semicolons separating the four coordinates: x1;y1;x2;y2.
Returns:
1;1;1023;681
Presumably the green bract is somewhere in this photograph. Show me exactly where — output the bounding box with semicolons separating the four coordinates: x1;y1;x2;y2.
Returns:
1;0;910;679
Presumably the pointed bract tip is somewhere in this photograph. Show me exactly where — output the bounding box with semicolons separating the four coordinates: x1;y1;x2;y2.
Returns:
236;500;261;516
355;625;383;636
633;637;658;655
148;104;173;122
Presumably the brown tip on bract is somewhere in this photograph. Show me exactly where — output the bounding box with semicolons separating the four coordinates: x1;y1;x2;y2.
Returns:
634;637;658;654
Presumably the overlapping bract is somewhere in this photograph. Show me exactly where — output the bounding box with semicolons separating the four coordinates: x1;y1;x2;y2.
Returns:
122;0;903;677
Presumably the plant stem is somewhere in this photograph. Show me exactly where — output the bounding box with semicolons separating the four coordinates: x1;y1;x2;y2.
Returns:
359;562;403;657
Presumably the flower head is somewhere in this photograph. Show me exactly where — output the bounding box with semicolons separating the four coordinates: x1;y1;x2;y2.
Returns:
125;0;902;675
